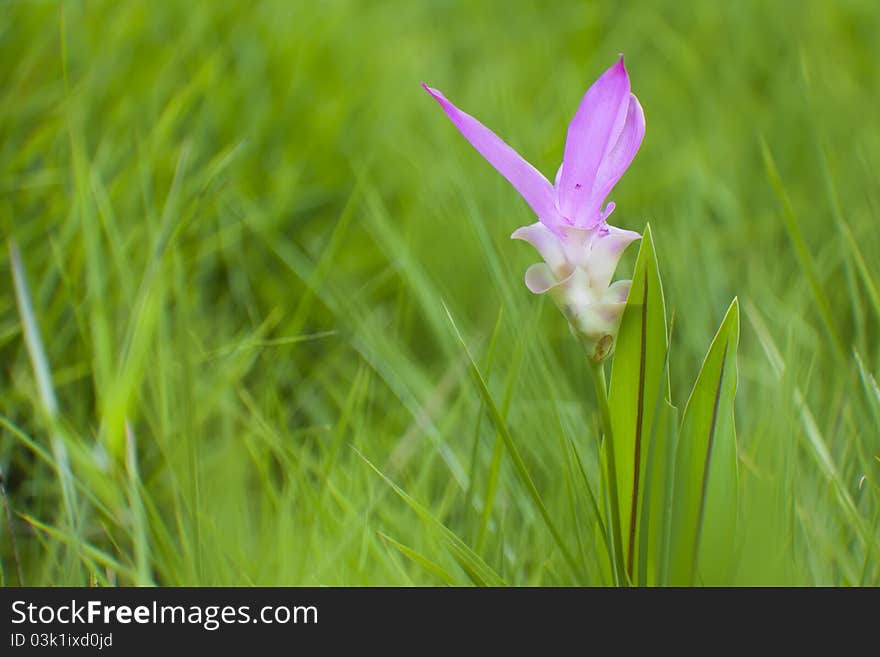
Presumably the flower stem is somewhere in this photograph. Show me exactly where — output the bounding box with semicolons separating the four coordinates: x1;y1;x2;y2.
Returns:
589;360;628;586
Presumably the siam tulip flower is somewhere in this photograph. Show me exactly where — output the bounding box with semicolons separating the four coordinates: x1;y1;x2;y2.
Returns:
423;56;645;361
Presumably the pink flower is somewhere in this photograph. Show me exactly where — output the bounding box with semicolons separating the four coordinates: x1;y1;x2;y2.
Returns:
424;56;645;360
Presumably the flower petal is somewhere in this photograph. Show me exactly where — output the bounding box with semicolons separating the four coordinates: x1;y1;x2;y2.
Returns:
586;225;641;290
600;201;616;222
511;222;567;273
603;278;632;304
423;83;559;225
557;57;631;227
589;94;646;217
554;224;593;269
524;262;558;294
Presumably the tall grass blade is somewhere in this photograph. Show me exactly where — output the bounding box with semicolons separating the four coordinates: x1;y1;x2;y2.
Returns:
378;531;457;586
356;448;505;586
0;468;24;585
444;304;580;577
9;241;82;564
760;139;845;360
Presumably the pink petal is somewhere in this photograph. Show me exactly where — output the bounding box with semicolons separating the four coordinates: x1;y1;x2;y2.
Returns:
557;57;631;227
423;83;559;225
554;163;564;187
589;94;645;221
511;222;567;273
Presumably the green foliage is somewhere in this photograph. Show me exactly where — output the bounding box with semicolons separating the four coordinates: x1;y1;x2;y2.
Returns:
668;299;739;586
602;233;739;587
608;225;671;584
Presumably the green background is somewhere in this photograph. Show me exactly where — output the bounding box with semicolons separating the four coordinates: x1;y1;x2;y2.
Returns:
1;0;877;585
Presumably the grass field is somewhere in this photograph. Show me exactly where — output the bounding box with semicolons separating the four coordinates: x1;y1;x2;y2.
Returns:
1;0;878;586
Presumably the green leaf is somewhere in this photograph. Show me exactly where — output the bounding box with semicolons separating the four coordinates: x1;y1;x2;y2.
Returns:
668;298;740;585
608;224;671;584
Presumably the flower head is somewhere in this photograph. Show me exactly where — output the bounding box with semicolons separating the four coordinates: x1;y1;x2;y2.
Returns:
424;56;645;360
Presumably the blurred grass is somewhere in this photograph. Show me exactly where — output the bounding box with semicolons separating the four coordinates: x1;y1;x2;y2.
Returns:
0;0;878;585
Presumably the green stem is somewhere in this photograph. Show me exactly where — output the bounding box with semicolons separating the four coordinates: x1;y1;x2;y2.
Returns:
590;360;628;586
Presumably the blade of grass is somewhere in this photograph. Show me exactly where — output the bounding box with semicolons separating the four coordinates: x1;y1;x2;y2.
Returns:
19;513;137;584
477;304;533;555
760;139;845;361
465;307;505;520
0;468;24;586
590;361;626;585
103;143;191;458
854;351;880;426
560;426;609;582
378;531;457;586
124;421;153;586
9;240;82;561
745;301;876;563
355;448;506;586
444;303;580;578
